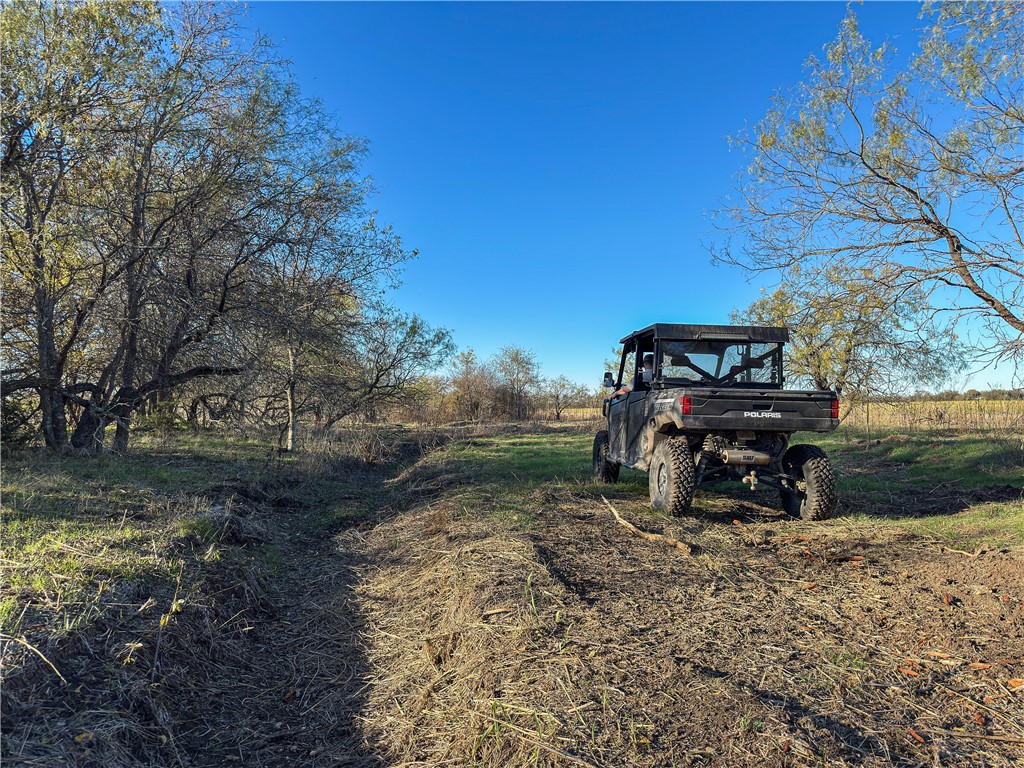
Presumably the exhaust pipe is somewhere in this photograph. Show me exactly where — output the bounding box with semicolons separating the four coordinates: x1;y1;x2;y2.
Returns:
720;449;772;466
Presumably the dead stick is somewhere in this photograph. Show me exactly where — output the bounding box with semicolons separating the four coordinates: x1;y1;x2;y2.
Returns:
601;496;693;555
0;633;67;684
926;729;1024;744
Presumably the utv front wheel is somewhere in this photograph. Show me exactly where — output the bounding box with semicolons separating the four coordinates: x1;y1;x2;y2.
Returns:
780;444;837;520
649;437;696;516
593;430;620;483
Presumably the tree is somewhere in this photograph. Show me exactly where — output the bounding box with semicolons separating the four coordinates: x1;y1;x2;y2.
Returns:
447;349;497;422
733;264;963;399
1;0;162;449
493;346;539;421
1;1;424;453
713;4;1023;374
541;376;591;420
308;309;453;431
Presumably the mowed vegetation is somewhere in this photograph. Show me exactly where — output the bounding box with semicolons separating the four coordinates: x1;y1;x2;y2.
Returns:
355;423;1024;767
413;424;1021;539
3;421;1023;766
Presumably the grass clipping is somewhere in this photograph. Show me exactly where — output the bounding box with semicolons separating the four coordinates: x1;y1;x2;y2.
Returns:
351;504;592;767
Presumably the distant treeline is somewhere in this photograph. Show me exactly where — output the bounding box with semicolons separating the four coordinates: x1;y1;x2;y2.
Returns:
882;389;1024;402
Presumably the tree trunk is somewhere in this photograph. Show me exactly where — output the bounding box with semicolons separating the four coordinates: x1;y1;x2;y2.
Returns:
286;346;298;452
112;402;132;454
113;266;142;454
70;404;107;455
112;138;153;456
34;275;68;450
39;387;68;451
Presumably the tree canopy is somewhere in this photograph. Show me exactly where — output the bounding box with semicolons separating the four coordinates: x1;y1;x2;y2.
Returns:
715;3;1023;378
1;1;449;452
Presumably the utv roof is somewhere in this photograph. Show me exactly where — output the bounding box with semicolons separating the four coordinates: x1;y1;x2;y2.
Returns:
619;324;789;345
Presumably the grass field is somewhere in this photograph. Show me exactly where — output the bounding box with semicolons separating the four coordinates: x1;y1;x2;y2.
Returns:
2;422;1022;767
436;425;1024;548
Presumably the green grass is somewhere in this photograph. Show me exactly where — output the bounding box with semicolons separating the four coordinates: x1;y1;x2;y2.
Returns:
429;425;1023;548
432;432;648;526
3;424;1020;645
812;429;1023;489
449;434;592;485
888;501;1024;549
807;428;1023;548
0;431;377;639
1;439;259;636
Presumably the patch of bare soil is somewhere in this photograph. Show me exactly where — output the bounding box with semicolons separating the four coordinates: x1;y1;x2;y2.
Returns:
353;486;1024;767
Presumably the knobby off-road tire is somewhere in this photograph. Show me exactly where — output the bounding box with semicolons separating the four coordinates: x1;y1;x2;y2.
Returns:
649;437;696;516
780;444;837;520
592;430;620;483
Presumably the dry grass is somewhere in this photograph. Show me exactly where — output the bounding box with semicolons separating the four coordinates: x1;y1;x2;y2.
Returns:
349;485;1024;767
353;504;580;766
843;398;1024;434
348;428;1024;767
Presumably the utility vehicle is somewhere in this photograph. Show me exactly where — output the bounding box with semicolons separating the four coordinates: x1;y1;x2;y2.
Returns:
593;324;839;519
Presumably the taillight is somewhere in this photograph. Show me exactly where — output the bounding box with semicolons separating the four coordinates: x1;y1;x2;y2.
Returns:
680;395;692;415
831;398;840;419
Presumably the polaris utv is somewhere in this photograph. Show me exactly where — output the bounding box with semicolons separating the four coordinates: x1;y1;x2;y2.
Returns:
593;324;839;519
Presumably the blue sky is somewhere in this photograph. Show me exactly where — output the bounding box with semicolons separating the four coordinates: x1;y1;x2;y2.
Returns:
243;1;1013;390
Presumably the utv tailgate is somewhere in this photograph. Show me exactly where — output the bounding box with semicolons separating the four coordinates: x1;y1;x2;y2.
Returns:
681;389;838;432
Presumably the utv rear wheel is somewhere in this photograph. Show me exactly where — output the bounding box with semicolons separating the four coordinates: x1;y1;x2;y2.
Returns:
593;430;620;483
780;444;837;520
649;437;696;516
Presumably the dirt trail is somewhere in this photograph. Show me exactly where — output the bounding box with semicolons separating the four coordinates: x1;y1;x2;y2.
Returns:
521;493;1024;766
3;469;386;768
5;432;1022;767
169;519;382;767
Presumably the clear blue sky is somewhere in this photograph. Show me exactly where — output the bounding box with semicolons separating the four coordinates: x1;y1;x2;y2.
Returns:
243;1;1012;390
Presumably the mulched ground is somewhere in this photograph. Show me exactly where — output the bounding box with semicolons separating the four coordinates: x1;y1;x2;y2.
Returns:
354;483;1024;768
4;428;1022;767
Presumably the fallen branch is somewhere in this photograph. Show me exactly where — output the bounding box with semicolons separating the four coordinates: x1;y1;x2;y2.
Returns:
1;633;67;685
601;496;693;556
941;545;985;558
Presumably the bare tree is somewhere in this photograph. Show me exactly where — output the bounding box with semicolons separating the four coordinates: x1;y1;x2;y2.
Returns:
713;4;1023;373
307;309;453;433
448;348;498;422
541;376;591;420
493;346;539;421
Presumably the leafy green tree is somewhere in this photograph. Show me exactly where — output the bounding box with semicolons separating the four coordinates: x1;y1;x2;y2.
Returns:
733;265;963;399
714;4;1023;374
1;0;162;449
1;1;427;453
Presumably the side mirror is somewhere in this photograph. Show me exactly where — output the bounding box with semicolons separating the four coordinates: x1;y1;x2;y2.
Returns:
602;372;615;388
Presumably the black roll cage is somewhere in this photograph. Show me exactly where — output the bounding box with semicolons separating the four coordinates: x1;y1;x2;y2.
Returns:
616;324;789;390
